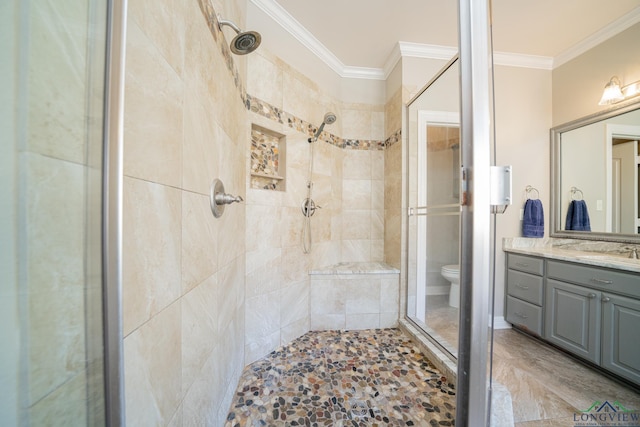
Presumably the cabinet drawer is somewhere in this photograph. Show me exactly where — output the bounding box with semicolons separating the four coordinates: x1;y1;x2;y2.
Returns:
507;254;544;276
507;270;544;305
547;260;640;299
506;296;543;336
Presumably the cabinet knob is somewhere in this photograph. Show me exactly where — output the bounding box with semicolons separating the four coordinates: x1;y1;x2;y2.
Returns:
601;296;611;303
588;293;597;299
516;283;530;290
514;311;529;319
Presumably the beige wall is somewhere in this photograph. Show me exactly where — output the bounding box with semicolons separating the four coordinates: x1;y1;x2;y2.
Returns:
493;65;552;318
553;23;640;126
122;0;247;424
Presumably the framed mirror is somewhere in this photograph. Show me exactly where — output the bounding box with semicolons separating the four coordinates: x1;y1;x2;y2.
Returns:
551;98;640;243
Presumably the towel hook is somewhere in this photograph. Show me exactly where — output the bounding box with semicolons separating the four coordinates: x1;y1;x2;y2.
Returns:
525;185;539;200
570;186;583;201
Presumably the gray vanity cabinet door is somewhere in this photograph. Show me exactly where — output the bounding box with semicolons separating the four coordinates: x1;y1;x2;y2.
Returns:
602;293;640;385
545;279;601;364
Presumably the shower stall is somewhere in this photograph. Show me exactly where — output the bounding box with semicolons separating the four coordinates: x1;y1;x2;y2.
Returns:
1;0;125;424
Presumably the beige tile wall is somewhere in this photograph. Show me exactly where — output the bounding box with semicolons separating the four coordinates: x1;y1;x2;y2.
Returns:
244;51;396;365
20;0;104;422
123;1;407;423
384;87;404;269
309;273;400;330
122;0;247;425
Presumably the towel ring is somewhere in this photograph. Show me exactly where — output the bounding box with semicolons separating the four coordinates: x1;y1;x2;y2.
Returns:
525;185;539;199
570;186;583;201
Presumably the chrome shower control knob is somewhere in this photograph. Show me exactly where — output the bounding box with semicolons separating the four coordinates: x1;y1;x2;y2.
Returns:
210;179;243;218
301;198;317;217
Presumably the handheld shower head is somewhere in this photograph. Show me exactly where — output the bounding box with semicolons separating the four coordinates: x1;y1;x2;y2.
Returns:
323;112;337;125
309;112;337;143
217;15;262;55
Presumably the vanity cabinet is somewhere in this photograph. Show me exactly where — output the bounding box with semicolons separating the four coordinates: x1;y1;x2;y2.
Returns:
505;253;640;386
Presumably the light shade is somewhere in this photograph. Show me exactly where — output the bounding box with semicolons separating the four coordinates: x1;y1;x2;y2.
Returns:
598;77;624;105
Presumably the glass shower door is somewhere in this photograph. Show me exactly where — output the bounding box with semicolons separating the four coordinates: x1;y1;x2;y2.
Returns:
1;0;123;424
406;59;461;359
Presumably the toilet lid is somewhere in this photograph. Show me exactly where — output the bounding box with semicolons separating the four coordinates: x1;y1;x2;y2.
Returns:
442;264;460;273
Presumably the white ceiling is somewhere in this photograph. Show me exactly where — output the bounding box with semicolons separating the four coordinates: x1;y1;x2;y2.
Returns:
255;0;640;71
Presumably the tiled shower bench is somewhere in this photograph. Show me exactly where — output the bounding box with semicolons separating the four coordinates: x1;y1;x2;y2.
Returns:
308;262;400;330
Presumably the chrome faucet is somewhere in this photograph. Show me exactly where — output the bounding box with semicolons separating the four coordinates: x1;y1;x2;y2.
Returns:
629;248;639;259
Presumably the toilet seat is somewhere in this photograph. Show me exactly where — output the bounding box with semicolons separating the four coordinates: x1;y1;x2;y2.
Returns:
441;264;459;274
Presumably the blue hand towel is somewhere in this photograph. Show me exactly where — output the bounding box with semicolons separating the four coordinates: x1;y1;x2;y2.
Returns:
565;200;591;231
522;199;544;238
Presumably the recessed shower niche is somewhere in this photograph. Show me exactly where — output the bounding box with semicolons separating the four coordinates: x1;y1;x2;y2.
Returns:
250;124;286;191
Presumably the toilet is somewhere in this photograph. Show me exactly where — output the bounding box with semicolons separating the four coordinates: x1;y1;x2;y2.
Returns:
441;264;460;308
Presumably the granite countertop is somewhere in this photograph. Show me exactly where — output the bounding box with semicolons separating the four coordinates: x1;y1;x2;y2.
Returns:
503;238;640;274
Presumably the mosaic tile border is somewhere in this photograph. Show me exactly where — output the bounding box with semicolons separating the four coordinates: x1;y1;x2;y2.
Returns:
198;0;402;152
249;95;402;151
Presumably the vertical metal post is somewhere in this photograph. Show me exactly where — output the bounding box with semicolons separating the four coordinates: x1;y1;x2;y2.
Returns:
103;0;127;425
457;0;492;425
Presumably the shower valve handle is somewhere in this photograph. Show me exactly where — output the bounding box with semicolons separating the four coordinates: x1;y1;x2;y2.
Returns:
215;193;243;205
210;179;243;218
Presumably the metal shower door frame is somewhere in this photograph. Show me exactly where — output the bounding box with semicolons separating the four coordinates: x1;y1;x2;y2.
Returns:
103;0;127;425
457;0;493;425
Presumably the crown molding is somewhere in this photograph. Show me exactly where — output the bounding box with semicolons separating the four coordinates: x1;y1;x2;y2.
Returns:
382;42;457;80
342;66;386;80
249;0;346;77
398;41;458;61
252;0;637;79
553;6;640;68
250;0;386;80
493;52;553;70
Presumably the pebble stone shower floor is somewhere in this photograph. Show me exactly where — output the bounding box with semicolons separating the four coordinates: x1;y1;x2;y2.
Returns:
225;329;456;426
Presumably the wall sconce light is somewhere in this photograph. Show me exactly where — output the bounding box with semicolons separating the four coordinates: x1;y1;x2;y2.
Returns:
598;76;640;106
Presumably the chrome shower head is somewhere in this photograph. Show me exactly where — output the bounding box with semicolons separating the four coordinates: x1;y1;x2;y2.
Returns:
309;112;337;143
217;15;262;55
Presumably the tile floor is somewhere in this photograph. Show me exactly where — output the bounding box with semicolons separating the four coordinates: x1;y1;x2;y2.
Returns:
424;298;640;425
492;328;640;426
424;295;459;357
225;324;640;426
225;329;456;426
